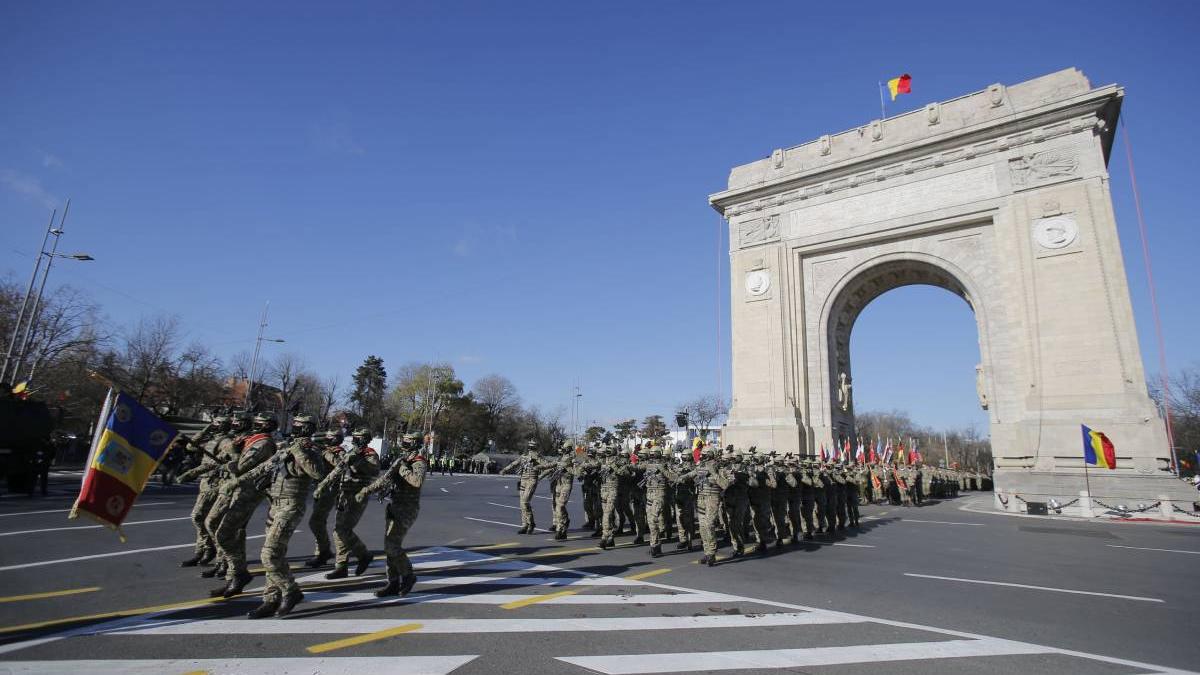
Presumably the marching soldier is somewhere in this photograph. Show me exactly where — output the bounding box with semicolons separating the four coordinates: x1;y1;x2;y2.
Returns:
638;443;674;557
598;447;627;549
356;432;427;597
200;411;252;580
783;454;804;543
319;428;380;579
746;450;774;552
721;446;750;556
304;430;346;569
209;412;277;598
246;414;327;619
680;444;730;566
499;440;549;534
765;452;791;548
545;442;577;540
672;449;696;551
580;445;602;534
175;415;231;567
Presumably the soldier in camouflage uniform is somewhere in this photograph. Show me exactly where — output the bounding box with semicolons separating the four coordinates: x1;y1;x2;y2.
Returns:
175;415;231;567
746;450;774;552
598;448;628;549
580;446;602;534
782;454;804;543
721;447;750;556
199;412;251;580
245;414;327;618
678;444;729;566
209;412;277;597
765;452;791;547
628;443;650;545
304;429;349;569
831;464;848;530
844;466;862;528
545;443;577;540
638;443;674;557
320;428;380;579
672;451;696;551
814;462;833;534
356;432;427;597
499;440;549;534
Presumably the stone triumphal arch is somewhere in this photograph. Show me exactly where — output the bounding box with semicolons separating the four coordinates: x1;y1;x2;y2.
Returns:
710;69;1192;512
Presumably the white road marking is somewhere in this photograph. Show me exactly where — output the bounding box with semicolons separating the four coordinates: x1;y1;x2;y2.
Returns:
534;495;552;500
0;656;478;674
0;516;192;537
232;590;739;606
556;638;1055;673
464;516;550;533
0;502;175;518
486;502;520;510
1106;544;1200;555
904;573;1165;603
900;518;985;526
112;612;865;636
453;481;464;485
439;487;448;493
830;542;874;548
0;535;266;572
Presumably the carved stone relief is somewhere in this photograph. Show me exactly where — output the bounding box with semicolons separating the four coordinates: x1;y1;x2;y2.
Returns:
1009;148;1079;186
739;215;780;247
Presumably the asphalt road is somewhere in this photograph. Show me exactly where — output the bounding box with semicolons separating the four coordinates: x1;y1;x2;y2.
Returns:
0;470;1197;674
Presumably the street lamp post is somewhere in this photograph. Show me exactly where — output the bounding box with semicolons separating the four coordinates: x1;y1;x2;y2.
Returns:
1;201;95;386
244;301;285;409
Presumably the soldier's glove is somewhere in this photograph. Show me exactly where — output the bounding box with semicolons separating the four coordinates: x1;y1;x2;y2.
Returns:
355;489;369;503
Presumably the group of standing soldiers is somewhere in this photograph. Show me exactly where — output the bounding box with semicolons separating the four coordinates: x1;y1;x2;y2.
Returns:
172;412;429;619
503;439;981;566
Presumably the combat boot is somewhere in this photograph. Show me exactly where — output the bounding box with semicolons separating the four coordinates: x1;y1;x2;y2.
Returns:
374;579;401;598
632;535;645;545
325;564;349;580
803;532;814;541
303;554;330;569
199;548;216;565
554;529;567;541
246;598;280;619
179;553;203;567
675;540;689;551
201;563;225;579
399;573;418;596
355;552;375;576
223;570;253;598
275;589;304;617
517;524;529;534
650;544;661;558
730;547;744;559
699;555;715;567
589;528;601;538
599;538;613;550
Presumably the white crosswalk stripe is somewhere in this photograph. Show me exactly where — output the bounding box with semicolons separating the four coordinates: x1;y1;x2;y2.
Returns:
4;544;1189;675
0;656;478;674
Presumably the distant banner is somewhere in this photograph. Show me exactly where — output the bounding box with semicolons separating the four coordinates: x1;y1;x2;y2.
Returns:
71;389;179;538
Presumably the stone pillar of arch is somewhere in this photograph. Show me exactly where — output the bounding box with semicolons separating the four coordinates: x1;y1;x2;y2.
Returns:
709;68;1194;511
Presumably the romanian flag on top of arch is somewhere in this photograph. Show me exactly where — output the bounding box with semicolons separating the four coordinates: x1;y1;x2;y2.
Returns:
70;389;179;538
1082;424;1116;469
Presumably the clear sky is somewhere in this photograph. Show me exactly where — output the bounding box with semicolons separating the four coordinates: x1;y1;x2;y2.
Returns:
2;1;1197;434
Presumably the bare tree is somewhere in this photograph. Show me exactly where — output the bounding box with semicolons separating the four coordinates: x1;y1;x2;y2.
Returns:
121;315;181;403
471;374;519;442
679;394;729;441
269;352;309;425
317;374;342;426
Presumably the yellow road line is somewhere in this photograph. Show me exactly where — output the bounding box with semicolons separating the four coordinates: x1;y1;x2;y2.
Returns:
0;587;101;604
0;595;231;635
466;542;519;551
522;545;598;559
624;568;671;581
500;589;579;609
306;623;422;654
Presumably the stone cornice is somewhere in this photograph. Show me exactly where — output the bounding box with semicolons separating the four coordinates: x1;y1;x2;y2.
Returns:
710;81;1122;218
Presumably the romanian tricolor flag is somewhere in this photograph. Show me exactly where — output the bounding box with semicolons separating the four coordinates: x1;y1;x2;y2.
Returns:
71;389;179;537
1082;424;1116;469
887;74;912;101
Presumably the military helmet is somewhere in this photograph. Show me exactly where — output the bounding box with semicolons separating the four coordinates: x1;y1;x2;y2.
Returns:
322;429;344;444
252;412;276;431
351;427;369;438
526;439;538;450
292;414;315;430
212;414;230;425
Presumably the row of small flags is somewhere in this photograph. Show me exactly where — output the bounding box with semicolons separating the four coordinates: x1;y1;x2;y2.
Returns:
817;436;922;465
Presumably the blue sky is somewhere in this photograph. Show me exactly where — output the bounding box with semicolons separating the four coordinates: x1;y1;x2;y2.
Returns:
2;2;1197;434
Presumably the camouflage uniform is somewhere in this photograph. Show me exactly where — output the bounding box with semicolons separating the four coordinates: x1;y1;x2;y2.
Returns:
358;434;427;597
176;417;232;567
831;466;848;530
580;449;601;533
679;450;729;565
672;455;696;550
305;435;342;567
746;454;774;549
783;457;804;542
500;442;549;534
545;446;577;540
208;414;276;597
721;450;750;554
639;446;674;556
765;457;791;545
598;450;628;547
627;446;648;545
247;418;327;618
316;430;380;578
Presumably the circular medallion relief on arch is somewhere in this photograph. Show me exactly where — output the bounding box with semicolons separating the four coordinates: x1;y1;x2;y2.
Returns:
745;269;771;296
1032;215;1078;250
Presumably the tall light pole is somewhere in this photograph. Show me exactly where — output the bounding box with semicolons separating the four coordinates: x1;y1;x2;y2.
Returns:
244;301;285;409
2;201;95;386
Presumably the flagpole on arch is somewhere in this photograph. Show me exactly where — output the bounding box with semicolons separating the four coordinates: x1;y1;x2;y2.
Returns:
878;82;886;119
